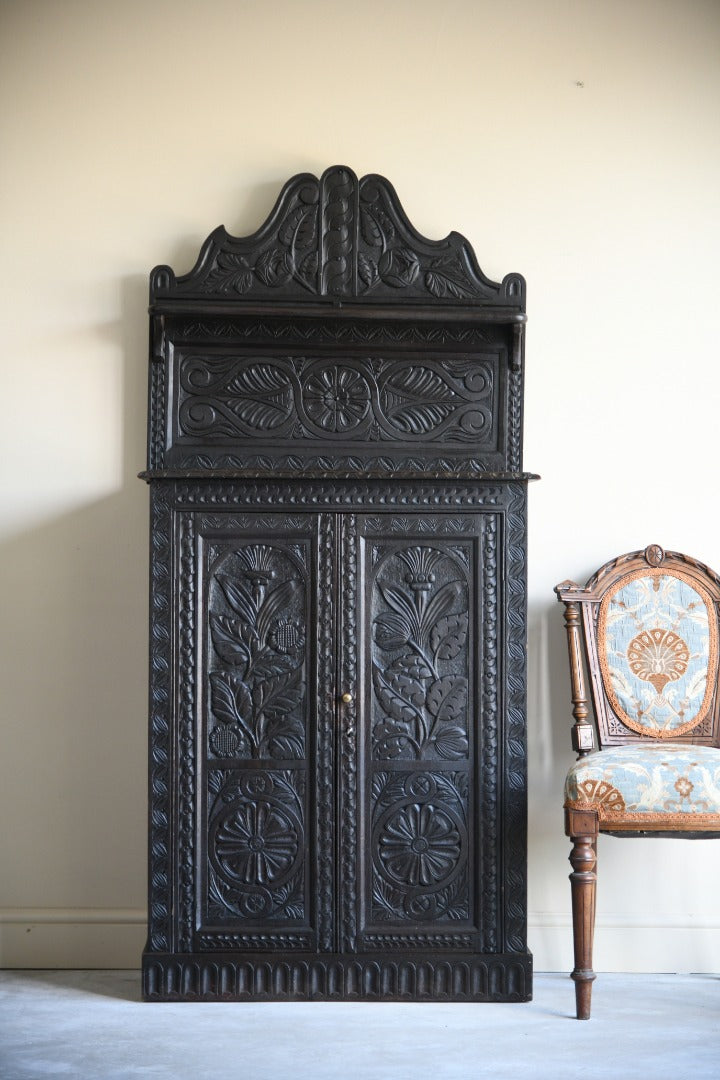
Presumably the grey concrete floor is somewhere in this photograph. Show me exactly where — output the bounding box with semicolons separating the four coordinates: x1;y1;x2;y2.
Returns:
0;970;718;1080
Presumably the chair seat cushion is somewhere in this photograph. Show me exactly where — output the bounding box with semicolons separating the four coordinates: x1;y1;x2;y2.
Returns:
564;744;720;829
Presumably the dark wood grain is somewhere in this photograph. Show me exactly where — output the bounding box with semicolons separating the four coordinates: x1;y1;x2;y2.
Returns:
142;169;532;1001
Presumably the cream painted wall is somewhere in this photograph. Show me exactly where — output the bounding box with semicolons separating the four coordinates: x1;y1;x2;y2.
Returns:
1;0;719;972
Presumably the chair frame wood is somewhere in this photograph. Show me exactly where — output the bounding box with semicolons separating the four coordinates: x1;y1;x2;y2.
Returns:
555;544;720;1018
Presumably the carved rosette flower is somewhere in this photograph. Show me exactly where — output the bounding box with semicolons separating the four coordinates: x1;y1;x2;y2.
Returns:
268;616;305;654
302;366;371;432
378;803;461;887
214;802;299;886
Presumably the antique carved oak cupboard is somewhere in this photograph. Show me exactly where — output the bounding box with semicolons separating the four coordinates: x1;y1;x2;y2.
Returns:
141;167;533;1001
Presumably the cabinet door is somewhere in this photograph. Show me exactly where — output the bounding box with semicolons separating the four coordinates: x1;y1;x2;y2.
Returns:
188;511;336;954
340;512;502;954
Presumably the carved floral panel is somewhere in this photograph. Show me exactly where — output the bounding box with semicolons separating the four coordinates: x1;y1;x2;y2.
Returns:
205;542;308;760
370;544;471;761
176;352;497;446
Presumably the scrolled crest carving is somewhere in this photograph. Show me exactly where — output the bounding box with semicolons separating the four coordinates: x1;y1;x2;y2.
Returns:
150;167;525;308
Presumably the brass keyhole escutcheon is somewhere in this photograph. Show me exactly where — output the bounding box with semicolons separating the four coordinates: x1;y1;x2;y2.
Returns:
341;693;353;704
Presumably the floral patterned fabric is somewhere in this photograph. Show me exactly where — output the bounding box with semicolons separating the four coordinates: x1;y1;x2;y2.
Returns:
565;744;720;828
599;570;718;738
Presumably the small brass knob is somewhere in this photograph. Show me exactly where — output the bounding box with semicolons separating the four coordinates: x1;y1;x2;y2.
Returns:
341;693;353;704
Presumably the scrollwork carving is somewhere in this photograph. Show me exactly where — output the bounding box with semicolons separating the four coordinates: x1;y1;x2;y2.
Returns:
176;353;495;446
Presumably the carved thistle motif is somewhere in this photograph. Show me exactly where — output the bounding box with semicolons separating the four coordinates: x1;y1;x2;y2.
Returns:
177;354;495;445
207;544;307;760
371;545;470;760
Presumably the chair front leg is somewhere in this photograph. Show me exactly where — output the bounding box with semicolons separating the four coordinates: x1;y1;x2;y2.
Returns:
565;807;599;1019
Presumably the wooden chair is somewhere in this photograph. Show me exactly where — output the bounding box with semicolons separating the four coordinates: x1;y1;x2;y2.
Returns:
555;544;720;1019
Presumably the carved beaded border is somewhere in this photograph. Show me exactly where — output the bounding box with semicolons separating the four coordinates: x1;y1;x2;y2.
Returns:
177;512;197;951
147;487;173;952
502;486;529;952
339;514;358;951
317;515;335;951
480;515;499;953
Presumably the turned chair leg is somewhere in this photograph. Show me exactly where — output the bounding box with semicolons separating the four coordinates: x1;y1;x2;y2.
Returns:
565;808;598;1019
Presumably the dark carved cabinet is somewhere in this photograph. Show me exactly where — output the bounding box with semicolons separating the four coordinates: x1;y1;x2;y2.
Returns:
141;168;534;1001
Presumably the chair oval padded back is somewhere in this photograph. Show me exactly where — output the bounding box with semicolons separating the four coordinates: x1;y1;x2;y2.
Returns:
598;567;718;738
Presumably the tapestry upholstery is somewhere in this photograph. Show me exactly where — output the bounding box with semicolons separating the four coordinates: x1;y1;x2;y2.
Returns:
598;568;718;738
564;743;720;829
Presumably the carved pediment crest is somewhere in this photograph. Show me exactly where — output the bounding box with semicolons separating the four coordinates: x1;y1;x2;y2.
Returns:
151;166;525;308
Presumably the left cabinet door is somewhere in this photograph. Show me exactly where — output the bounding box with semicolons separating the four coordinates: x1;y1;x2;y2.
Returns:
173;509;337;955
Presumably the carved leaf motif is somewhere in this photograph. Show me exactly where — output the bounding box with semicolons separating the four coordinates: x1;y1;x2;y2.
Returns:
265;717;305;759
255;248;292;287
252;652;297;679
210;672;253;731
382;367;458;434
253;665;304;722
378;247;421;288
424;257;476;300
256;579;299;643
225;365;293;430
216;575;256;624
358;253;379;287
378;584;419;640
389;654;433;681
360;207;385;247
426;675;468;723
210;614;251;665
418;580;463;640
431;612;469;661
372;663;419;726
385;666;426;709
296;252;318;289
278;204;317;250
373;611;411;650
204;252;253;294
373;722;415;759
434;727;469;760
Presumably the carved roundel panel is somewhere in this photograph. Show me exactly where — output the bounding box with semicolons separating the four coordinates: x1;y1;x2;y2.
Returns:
375;798;463;890
370;772;469;923
300;362;372;434
208;771;305;922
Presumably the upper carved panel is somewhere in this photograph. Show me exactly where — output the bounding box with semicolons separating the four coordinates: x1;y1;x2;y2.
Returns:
150;166;525;309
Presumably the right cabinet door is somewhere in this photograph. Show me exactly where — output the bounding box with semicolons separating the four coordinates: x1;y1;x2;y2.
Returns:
342;511;503;956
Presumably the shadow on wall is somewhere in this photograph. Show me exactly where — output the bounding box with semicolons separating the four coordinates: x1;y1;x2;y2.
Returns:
0;275;151;917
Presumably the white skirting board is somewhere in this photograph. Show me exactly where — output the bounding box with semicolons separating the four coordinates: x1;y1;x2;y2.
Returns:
1;909;718;972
